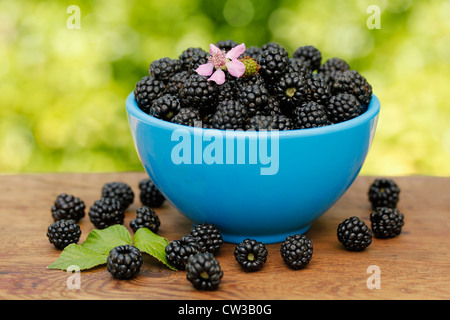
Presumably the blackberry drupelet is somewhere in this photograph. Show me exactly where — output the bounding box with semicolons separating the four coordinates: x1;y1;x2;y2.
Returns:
138;178;165;207
327;93;362;124
47;219;81;250
165;235;200;270
368;179;400;209
107;245;143;280
234;239;268;272
337;216;372;251
189;223;223;255
239;83;270;115
304;73;331;105
101;182;134;211
51;193;85;222
149;57;181;82
178;47;209;72
280;234;313;270
293;101;330;129
186;252;223;291
171;107;201;127
149;94;181;121
246;114;293;131
292;45;322;71
210;99;249;130
370;207;405;239
179;73;218;110
258;46;289;84
130;206;160;233
166;70;190;95
134;76;166;114
273;71;309;108
88;197;125;229
214;39;239;51
332;70;372;106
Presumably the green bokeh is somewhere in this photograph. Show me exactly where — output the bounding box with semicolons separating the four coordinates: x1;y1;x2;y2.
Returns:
1;0;449;175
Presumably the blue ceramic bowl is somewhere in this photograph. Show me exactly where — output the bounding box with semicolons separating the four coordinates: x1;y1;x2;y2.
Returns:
126;92;380;243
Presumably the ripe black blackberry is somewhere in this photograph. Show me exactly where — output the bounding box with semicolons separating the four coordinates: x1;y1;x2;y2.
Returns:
166;71;190;95
130;206;160;233
261;42;284;51
280;234;313;270
238;83;270;115
243;46;261;60
368;179;400;209
134;76;166;114
327;93;362;124
149;57;181;82
179;73;218;110
47;219;81;250
171;107;201;127
178;47;208;72
165;235;200;270
337;216;372;251
51;193;85;222
101;182;134;211
186;252;223;291
234;239;268;272
189;223;223;255
138;178;165;208
246;114;293;131
149;94;181;121
287;58;313;75
214;39;239;51
293;101;330;129
88;197;125;229
258;96;285;117
272;71;309;108
292;45;322;71
217;80;240;103
210;99;249;130
318;57;350;78
332;70;372;106
258;46;289;84
107;245;143;280
370;207;405;239
304;73;331;105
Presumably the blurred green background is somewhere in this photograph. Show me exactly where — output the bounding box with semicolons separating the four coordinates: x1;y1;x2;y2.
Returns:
1;0;449;175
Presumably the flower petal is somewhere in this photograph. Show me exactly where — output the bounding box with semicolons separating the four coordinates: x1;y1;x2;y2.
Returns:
209;43;223;56
226;43;246;60
208;69;226;85
196;63;214;76
226;59;245;78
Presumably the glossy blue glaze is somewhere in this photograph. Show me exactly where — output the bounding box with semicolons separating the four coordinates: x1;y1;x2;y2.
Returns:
126;92;380;243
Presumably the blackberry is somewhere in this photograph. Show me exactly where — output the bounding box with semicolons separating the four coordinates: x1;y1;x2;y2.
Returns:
179;47;208;72
246;114;293;131
258;47;289;83
370;207;405;239
88;197;125;229
243;46;261;60
51;193;85;222
337;216;372;251
47;219;81;250
149;94;181;121
318;57;350;78
368;179;400;209
165;235;200;270
107;245;143;280
149;57;181;82
215;39;239;51
171;107;201;127
258;96;285;117
186;252;223;291
293;101;330;129
134;76;166;114
304;73;331;105
189;223;223;255
273;71;309;108
332;70;372;106
234;239;268;272
239;83;270;115
260;42;284;51
138;179;165;208
180;73;218;110
217;80;240;103
166;71;190;95
210;100;248;130
101;182;134;211
130;206;160;233
327;93;362;124
280;234;313;270
292;45;322;71
288;58;313;75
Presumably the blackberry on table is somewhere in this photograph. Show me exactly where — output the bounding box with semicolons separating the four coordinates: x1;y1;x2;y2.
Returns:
149;94;181;121
149;57;181;82
165;235;200;270
246;114;293;131
332;70;372;106
370;207;405;239
130;206;160;233
107;245;143;280
171;107;201;127
292;45;322;71
280;234;313;270
186;252;223;291
134;76;166;114
47;219;81;250
210;99;249;130
179;47;209;72
189;223;223;255
238;83;270;116
234;238;268;272
51;193;85;222
293;101;330;129
368;179;400;209
327;93;362;124
337;216;372;251
101;182;134;211
179;73;218;110
258;46;289;84
138;178;165;208
88;197;125;229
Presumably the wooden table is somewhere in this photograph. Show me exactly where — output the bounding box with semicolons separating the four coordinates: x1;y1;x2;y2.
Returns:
0;173;448;300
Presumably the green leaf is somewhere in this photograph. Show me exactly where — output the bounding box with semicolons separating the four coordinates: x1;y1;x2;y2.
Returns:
82;225;133;254
47;244;107;271
134;228;177;271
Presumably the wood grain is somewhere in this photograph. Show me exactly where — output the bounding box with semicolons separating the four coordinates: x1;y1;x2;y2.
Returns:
0;172;449;300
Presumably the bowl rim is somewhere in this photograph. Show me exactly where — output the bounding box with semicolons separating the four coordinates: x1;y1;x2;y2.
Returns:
126;91;380;137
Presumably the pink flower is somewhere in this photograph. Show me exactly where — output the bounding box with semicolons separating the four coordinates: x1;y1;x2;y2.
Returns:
195;43;246;85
